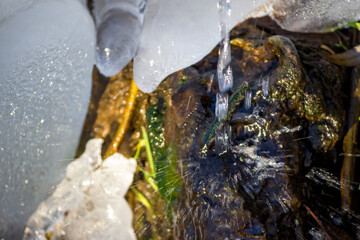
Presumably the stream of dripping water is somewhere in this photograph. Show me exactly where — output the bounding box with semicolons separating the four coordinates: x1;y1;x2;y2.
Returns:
215;0;232;154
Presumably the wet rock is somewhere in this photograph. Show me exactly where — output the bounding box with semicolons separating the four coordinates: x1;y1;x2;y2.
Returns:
147;17;353;239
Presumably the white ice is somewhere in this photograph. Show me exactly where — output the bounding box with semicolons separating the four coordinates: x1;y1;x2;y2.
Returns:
133;0;267;93
91;0;360;93
268;0;360;32
23;139;137;240
0;0;95;238
129;0;359;93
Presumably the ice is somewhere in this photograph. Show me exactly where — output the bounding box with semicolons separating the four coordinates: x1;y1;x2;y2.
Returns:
245;90;252;110
269;0;360;32
0;1;36;25
262;76;269;97
93;0;146;77
0;0;95;238
23;139;137;240
215;0;233;152
133;0;267;93
249;0;360;32
131;0;360;92
217;0;233;93
93;0;360;92
216;92;229;121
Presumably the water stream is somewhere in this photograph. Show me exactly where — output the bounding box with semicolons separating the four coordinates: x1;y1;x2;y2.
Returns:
215;0;233;153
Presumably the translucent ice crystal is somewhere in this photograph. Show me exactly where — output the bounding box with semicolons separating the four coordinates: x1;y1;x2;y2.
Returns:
93;0;146;77
132;0;267;93
23;139;137;240
269;0;360;32
131;0;360;92
0;0;95;238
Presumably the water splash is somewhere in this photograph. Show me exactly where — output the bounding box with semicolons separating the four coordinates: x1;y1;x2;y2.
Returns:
215;0;232;153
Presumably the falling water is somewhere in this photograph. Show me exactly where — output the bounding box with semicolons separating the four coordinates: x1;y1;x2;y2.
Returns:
215;0;232;153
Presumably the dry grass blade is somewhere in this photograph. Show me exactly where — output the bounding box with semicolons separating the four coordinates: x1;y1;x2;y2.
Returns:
340;30;360;212
304;205;332;240
340;65;360;212
105;78;138;158
326;45;360;66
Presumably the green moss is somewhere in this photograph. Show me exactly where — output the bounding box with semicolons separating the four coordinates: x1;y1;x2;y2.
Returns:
202;83;248;145
178;74;190;86
146;101;182;225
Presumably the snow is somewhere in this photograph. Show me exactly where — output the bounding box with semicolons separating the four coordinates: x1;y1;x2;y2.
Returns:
0;0;95;238
23;139;137;240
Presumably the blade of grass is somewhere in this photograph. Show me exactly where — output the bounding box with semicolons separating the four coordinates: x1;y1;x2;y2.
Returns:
340;30;360;212
134;139;145;159
141;126;155;176
144;175;159;192
136;165;159;192
134;131;158;192
132;188;151;209
137;164;146;175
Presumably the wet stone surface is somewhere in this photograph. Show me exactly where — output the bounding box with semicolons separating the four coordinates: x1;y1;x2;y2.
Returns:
148;17;358;239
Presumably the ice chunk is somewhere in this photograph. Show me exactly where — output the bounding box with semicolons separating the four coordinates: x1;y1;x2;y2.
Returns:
248;0;360;32
269;0;360;32
23;139;137;240
93;0;146;77
262;76;269;97
132;0;360;92
0;0;95;238
245;90;252;110
133;0;267;93
216;92;229;121
97;0;360;92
